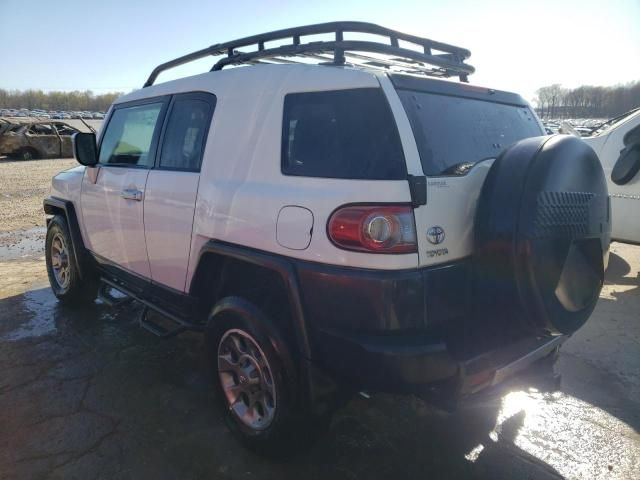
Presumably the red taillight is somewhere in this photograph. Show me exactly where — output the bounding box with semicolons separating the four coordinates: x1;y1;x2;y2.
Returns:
328;205;417;254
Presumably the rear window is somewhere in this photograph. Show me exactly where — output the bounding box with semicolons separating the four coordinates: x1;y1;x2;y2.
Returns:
282;88;406;180
397;91;542;176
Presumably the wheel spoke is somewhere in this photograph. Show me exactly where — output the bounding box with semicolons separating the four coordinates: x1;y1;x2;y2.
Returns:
230;334;248;354
230;396;250;419
242;362;260;384
218;353;238;373
224;383;245;404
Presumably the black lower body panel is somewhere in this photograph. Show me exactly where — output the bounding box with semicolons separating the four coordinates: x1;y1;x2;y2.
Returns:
295;258;555;396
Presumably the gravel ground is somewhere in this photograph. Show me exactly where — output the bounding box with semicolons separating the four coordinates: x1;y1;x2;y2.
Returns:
0;158;76;255
0;157;76;232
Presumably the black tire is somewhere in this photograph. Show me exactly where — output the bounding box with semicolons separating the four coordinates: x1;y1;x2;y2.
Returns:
14;147;39;160
205;297;322;456
45;215;97;305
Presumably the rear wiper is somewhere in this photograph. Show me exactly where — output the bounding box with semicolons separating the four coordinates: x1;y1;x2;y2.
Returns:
439;157;495;176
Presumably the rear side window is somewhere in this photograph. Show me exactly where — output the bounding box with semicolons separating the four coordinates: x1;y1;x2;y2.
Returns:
99;102;164;167
397;91;542;176
159;93;215;171
28;124;55;135
282;88;406;180
54;123;77;136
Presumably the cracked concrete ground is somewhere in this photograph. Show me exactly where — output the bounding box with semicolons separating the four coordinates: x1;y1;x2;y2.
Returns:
0;245;638;479
0;160;638;479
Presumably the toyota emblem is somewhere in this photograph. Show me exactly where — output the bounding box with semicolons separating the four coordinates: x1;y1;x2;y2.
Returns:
427;226;445;245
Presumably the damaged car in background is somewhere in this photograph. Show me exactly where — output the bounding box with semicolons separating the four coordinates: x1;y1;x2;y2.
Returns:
0;119;80;160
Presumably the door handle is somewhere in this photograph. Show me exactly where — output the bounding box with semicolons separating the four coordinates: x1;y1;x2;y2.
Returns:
121;188;143;201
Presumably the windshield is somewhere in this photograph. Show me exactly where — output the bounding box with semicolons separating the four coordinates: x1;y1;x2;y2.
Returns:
397;90;542;176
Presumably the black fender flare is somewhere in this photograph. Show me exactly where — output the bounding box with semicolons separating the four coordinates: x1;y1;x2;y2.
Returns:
43;197;91;280
192;241;343;412
190;240;312;361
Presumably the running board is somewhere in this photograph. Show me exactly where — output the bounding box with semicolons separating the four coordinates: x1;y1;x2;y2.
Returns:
99;277;201;338
98;282;134;307
138;306;188;338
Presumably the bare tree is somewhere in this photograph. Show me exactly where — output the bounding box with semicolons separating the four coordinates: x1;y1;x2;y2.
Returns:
534;81;640;119
0;89;124;111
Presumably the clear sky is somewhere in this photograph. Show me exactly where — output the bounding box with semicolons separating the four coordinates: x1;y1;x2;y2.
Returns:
1;0;638;103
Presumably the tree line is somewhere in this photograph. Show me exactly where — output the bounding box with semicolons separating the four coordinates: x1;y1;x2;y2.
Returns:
535;81;640;119
2;82;639;118
0;89;124;112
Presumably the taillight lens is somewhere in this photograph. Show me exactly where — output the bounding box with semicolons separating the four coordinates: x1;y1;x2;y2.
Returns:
328;205;417;253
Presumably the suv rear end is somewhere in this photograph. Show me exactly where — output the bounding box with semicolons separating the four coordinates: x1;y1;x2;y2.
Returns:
294;74;565;395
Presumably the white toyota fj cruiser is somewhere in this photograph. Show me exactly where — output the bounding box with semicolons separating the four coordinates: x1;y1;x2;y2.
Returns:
44;22;611;453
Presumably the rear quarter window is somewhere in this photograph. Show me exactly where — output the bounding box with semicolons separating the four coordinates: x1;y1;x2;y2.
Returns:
281;88;406;180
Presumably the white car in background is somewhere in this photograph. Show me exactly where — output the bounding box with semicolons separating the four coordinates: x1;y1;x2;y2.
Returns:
583;108;640;245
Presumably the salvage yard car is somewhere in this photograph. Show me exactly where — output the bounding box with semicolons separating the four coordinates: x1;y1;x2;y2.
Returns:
0;120;79;159
43;22;611;454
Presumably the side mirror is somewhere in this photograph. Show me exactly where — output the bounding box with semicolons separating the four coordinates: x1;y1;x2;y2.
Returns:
72;132;98;167
611;143;640;186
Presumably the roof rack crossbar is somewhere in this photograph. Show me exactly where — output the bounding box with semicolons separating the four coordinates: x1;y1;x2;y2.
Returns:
143;21;474;87
341;51;448;75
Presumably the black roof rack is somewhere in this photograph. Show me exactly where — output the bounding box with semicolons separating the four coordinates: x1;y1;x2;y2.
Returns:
143;21;475;87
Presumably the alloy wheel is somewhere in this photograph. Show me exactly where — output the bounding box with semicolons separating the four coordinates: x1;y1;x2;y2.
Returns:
217;329;277;430
50;232;71;289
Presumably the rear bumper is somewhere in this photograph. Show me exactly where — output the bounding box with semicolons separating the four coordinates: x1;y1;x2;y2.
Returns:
312;325;565;397
295;259;566;397
460;334;565;395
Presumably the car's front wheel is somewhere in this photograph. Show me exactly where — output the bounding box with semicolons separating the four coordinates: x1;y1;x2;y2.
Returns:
45;215;97;304
14;147;39;160
206;297;323;456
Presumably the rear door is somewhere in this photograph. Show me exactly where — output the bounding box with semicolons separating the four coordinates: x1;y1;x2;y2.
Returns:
26;123;61;157
391;78;543;266
144;92;216;291
80;98;168;278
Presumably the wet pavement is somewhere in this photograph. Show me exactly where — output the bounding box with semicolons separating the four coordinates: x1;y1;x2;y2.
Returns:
0;243;639;479
0;227;46;261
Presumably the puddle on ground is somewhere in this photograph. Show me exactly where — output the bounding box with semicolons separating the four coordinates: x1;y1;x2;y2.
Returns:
2;286;58;341
465;388;639;478
0;227;46;260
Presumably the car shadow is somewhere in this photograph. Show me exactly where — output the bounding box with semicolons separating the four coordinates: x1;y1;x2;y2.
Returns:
555;248;640;435
1;276;637;479
0;156;73;164
606;251;637;284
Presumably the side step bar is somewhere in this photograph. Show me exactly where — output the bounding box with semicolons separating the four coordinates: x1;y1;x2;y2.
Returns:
97;282;133;307
99;277;202;338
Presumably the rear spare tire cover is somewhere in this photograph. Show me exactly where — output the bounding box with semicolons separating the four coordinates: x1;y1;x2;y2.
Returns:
475;135;611;335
